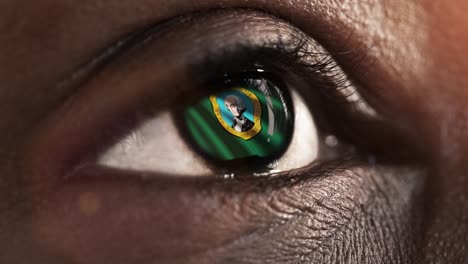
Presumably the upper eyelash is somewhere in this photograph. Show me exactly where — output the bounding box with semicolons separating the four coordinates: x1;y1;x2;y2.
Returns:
184;31;377;120
283;35;376;111
58;7;378;147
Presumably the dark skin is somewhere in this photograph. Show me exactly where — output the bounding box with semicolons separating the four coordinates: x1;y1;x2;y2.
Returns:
1;0;467;263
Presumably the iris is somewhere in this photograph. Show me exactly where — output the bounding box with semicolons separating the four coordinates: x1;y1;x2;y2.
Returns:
183;77;294;166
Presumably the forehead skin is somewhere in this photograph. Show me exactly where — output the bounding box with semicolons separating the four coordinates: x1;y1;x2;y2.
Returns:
0;0;467;263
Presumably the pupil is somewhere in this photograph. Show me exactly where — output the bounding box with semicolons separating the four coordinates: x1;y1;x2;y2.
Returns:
183;77;294;168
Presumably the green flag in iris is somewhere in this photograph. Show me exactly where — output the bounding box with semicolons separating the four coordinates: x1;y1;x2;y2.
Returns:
183;78;294;164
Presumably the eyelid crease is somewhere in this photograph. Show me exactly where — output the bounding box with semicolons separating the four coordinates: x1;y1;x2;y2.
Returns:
52;27;152;109
49;8;379;134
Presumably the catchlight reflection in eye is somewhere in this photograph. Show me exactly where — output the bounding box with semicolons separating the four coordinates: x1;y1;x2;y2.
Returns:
183;78;293;164
98;78;318;177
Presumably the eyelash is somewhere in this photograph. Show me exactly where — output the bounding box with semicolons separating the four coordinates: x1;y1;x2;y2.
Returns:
185;41;366;132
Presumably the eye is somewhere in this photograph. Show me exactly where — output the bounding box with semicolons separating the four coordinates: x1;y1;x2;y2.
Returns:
98;74;319;177
89;13;381;179
32;10;400;182
182;77;297;167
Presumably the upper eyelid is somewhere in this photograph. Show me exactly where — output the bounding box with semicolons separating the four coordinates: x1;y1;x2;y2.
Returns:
42;7;379;129
55;9;378;137
63;10;373;130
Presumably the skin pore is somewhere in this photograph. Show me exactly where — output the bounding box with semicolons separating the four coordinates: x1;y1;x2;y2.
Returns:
0;0;467;263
